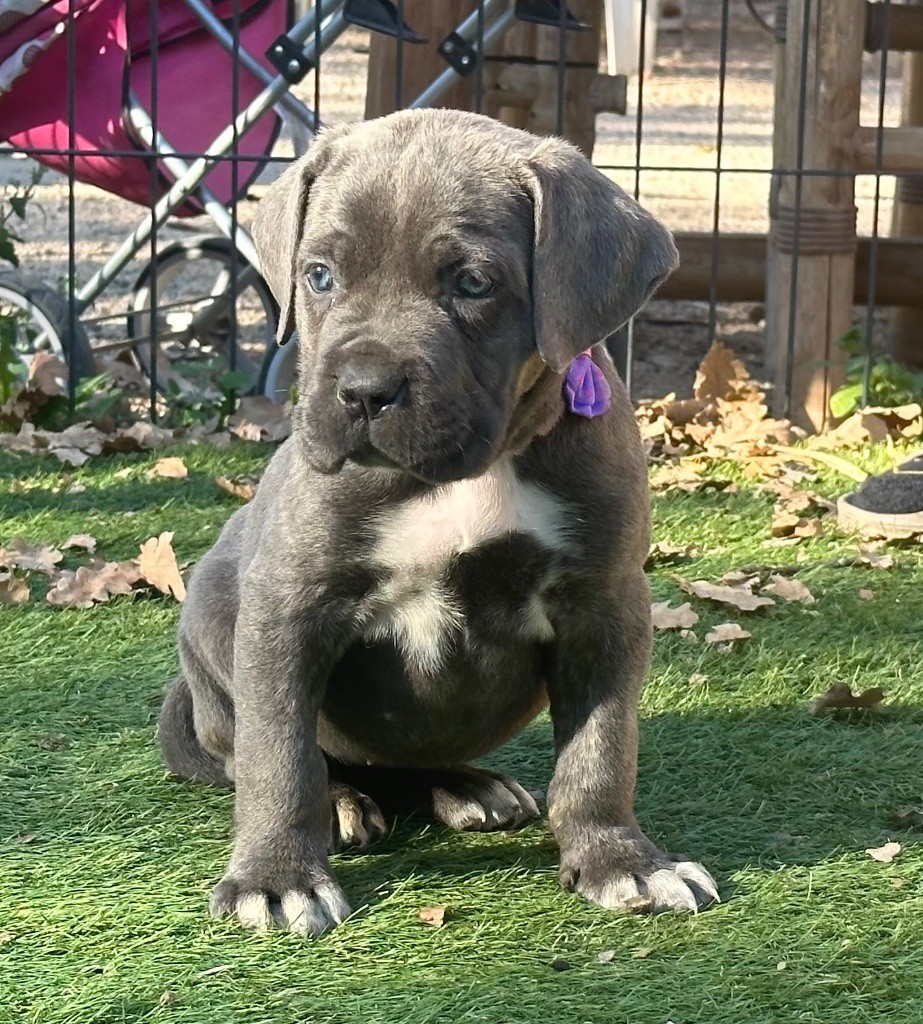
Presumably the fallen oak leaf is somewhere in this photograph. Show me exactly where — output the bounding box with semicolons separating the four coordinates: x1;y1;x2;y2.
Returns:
705;623;752;645
215;475;259;502
762;574;815;605
693;340;749;403
46;561;142;608
858;549;894;570
679;578;775;612
651;601;699;630
61;533;97;554
148;456;188;479
2;538;64;574
810;682;884;713
889;806;923;830
866;841;901;864
0;573;29;604
417;905;448;927
137;533;186;602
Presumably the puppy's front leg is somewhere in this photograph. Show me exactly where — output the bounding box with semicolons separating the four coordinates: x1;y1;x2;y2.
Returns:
547;572;718;913
210;580;352;936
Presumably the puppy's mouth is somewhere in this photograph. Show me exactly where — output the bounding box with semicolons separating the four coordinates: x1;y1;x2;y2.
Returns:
347;441;402;471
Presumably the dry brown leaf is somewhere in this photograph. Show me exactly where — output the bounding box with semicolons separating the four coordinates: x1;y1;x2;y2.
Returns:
705;623;752;644
858;549;894;570
693;341;749;403
679;578;774;612
137;533;186;601
858;588;875;601
61;534;97;554
762;575;815;605
104;420;174;453
216;475;259;502
651;601;700;630
810;682;884;713
46;561;142;608
228;397;292;443
0;573;29;604
417;905;447;927
866;842;901;864
148;456;188;479
770;509;803;537
1;538;64;574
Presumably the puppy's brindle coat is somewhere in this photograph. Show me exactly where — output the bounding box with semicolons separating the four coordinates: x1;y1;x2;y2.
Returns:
159;109;718;934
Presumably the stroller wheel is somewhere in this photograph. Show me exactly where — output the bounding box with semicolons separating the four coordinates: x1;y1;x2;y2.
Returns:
258;335;298;405
0;270;95;382
127;236;278;399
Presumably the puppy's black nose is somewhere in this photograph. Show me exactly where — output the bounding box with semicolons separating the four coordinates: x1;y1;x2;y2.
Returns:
335;368;409;420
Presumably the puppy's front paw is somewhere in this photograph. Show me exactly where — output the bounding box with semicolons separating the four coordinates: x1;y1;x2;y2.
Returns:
210;867;351;936
559;826;718;914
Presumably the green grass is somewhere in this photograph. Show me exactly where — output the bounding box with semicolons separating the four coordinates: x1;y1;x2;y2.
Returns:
1;442;922;1024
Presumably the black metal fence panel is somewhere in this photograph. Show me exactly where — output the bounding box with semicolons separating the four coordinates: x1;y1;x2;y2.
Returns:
0;0;917;431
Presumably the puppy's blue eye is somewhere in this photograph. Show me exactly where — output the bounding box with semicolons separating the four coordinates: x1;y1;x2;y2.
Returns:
307;263;334;293
455;270;494;299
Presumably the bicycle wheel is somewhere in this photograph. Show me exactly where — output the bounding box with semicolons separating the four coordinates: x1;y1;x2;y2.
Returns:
128;236;277;397
0;270;95;380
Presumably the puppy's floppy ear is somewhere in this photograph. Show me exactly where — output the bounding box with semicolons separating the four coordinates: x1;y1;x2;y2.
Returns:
252;124;353;345
521;138;679;372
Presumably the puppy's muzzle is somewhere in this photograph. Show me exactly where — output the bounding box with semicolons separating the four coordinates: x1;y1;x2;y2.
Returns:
335;364;410;422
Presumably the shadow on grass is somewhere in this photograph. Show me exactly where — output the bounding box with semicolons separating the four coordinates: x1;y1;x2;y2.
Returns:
5;695;922;897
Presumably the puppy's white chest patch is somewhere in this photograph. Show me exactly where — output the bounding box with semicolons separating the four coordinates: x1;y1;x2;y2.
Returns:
363;459;569;673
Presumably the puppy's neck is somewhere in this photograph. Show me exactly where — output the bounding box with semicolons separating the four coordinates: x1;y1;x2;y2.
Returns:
501;356;567;456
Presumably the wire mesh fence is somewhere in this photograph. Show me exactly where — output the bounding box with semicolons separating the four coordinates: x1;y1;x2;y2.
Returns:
0;0;919;434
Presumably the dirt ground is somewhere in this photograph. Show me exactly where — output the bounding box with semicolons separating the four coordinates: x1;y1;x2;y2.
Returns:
1;0;905;399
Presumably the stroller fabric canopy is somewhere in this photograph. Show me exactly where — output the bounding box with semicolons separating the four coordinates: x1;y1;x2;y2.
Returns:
0;0;285;213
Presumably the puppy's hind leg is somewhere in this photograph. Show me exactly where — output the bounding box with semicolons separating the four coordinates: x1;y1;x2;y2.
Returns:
330;763;541;833
158;675;232;788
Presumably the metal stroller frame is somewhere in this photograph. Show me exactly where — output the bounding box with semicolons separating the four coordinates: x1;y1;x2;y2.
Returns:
3;0;581;407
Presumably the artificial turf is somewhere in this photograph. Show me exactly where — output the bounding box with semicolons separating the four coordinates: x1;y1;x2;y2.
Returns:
1;441;922;1024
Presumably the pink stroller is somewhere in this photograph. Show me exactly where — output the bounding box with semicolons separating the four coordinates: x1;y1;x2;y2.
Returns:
0;0;580;403
0;0;424;399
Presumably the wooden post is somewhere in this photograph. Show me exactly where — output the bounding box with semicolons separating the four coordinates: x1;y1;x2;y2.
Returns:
887;34;923;369
515;0;604;157
363;3;608;158
364;1;474;118
765;0;864;431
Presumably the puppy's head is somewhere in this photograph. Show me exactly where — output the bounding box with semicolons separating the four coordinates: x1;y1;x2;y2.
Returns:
253;110;677;484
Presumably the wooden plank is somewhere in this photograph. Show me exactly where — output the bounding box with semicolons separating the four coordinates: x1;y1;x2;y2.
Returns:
662;233;923;307
854;125;923;173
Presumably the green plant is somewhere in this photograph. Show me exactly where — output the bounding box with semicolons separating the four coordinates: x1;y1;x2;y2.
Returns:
0;167;42;269
830;325;923;418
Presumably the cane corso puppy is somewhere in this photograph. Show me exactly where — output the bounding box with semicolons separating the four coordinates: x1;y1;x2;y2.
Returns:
158;108;718;935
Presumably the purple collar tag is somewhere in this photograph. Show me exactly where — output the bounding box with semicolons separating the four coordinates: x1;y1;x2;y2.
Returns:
563;349;611;418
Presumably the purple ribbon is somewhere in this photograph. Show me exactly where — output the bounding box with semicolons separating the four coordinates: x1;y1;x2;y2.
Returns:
563;350;611;418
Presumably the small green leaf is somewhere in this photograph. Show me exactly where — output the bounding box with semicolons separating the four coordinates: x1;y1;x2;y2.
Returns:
830;382;863;419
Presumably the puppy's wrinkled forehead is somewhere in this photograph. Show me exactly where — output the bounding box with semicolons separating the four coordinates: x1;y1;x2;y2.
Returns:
301;130;532;288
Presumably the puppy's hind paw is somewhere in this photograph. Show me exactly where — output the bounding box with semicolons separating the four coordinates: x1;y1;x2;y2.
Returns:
329;782;387;853
432;767;541;832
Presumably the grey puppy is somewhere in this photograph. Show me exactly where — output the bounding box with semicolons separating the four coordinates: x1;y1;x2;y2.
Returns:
159;108;718;935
